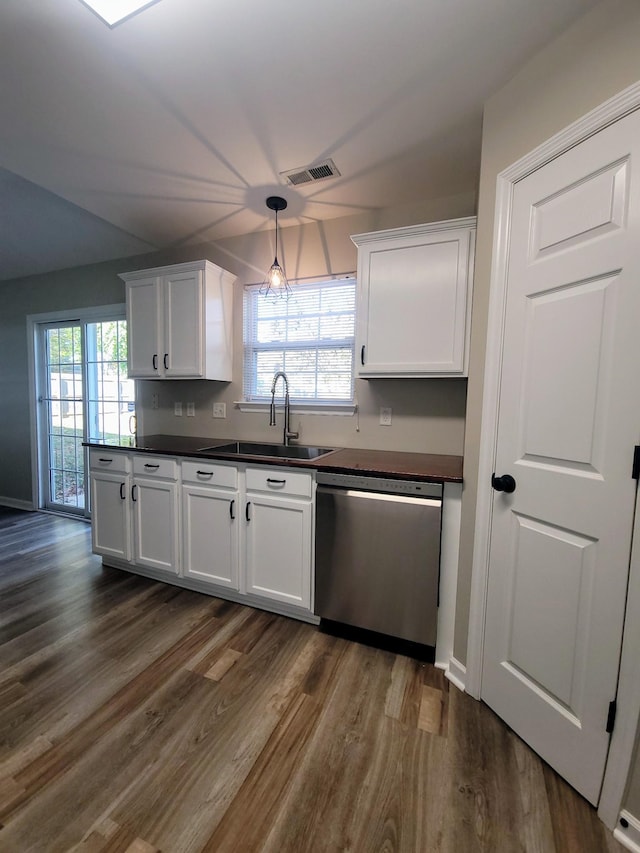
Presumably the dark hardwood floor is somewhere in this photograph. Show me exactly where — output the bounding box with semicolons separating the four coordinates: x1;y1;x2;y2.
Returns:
0;507;625;852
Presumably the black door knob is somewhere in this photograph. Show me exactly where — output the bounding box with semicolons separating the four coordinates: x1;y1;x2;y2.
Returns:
491;473;516;493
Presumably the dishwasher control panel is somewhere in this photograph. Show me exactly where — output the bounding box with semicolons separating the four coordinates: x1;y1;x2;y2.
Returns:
316;470;442;499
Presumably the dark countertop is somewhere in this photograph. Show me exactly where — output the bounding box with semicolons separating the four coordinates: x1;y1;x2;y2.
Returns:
85;434;463;484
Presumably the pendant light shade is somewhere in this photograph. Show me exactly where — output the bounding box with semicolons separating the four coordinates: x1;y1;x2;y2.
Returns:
260;196;291;299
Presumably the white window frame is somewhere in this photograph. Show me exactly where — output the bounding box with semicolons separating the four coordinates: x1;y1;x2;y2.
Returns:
240;276;357;415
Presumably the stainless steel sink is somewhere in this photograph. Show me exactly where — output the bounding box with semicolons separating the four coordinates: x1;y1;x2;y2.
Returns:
198;441;335;460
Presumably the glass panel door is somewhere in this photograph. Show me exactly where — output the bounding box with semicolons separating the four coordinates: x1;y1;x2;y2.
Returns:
37;315;135;517
42;323;86;514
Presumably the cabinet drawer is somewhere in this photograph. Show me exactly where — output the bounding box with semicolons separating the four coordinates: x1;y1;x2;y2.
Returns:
132;455;178;480
246;466;313;499
89;449;130;474
181;459;237;488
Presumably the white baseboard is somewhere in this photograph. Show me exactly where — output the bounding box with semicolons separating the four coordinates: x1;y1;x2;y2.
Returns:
614;811;640;852
445;656;466;693
0;497;35;511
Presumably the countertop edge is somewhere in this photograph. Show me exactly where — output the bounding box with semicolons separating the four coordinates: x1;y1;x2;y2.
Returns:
84;437;463;484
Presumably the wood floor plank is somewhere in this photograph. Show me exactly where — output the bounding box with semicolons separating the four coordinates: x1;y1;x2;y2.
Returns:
418;684;444;734
0;508;626;852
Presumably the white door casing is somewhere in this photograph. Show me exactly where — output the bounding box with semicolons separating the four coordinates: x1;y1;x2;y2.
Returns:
473;101;640;808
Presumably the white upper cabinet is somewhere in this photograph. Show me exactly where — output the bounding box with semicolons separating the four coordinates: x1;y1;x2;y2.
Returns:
352;217;476;377
121;259;236;380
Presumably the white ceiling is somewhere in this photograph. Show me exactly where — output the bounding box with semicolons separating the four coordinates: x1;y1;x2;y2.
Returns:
0;0;598;282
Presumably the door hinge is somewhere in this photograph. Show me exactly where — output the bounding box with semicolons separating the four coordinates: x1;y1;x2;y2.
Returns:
606;699;617;734
632;446;640;480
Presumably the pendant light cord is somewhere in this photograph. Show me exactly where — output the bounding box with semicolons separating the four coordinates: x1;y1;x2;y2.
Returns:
274;207;279;262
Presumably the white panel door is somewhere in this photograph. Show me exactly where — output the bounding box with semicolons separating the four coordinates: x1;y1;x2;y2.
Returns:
482;108;640;804
126;277;161;377
245;494;312;609
90;471;131;561
182;485;239;589
132;477;179;574
164;269;203;377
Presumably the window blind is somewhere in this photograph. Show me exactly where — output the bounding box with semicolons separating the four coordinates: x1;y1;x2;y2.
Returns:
243;277;356;403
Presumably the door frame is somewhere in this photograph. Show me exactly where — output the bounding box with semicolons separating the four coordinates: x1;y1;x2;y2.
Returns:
27;303;127;514
466;79;640;829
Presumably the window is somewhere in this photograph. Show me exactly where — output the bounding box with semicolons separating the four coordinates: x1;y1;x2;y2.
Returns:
243;277;356;405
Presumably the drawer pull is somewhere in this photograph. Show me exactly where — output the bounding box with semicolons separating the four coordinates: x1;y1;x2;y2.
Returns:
267;478;286;486
98;457;113;463
144;463;160;469
197;470;213;477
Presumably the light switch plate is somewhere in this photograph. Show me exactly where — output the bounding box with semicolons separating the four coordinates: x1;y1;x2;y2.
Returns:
174;401;183;416
186;402;195;417
213;402;226;418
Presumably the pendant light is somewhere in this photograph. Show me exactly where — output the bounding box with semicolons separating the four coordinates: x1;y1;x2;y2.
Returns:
260;196;291;299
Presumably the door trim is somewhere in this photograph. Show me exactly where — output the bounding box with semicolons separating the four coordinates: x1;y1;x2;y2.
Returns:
467;78;640;828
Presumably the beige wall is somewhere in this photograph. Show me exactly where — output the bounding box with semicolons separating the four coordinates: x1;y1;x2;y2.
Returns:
0;191;474;506
138;196;473;454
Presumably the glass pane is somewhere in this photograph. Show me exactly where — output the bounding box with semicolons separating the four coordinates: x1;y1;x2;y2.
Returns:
86;319;134;445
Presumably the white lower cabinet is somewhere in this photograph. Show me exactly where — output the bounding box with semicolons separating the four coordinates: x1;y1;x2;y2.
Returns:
245;494;312;609
89;452;314;619
90;453;131;562
131;456;179;575
181;461;239;589
244;466;313;610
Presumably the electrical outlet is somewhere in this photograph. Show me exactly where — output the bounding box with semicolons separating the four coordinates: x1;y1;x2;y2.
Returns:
151;392;159;410
186;402;195;417
379;407;392;426
174;401;183;416
213;402;226;419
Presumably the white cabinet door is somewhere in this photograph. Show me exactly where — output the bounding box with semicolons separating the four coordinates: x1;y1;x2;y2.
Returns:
126;277;162;378
132;477;179;574
245;493;312;609
164;268;203;377
352;218;475;377
90;471;131;562
182;484;239;588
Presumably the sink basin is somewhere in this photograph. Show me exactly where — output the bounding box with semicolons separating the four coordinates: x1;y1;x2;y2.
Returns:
198;441;335;460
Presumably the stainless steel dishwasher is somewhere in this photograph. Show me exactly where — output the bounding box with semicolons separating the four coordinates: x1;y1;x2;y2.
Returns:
314;472;442;646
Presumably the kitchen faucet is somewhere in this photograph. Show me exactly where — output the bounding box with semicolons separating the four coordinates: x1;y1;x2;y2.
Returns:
270;371;299;446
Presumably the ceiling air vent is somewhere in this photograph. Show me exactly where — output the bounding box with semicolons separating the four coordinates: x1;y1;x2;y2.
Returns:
281;158;341;187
